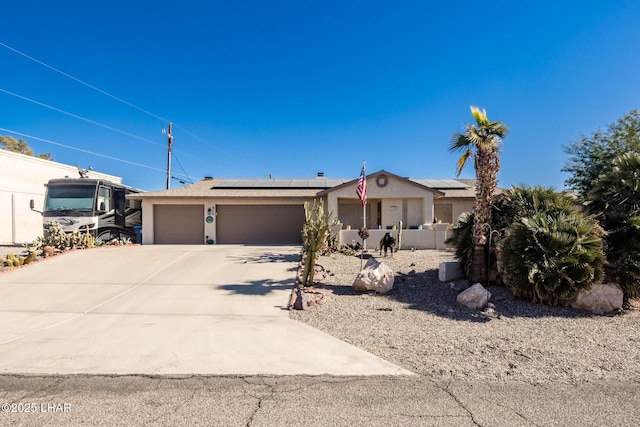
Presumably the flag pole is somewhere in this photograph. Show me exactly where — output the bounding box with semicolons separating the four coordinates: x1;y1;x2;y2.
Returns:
356;160;368;270
362;160;366;251
361;160;366;270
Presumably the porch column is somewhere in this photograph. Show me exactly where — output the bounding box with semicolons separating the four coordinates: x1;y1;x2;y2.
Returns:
423;195;434;225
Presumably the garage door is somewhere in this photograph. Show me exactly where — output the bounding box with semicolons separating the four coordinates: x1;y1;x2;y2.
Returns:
154;204;204;244
216;205;304;244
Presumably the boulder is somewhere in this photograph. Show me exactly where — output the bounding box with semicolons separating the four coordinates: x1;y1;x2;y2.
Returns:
352;257;394;294
457;283;491;310
570;283;623;315
292;289;308;310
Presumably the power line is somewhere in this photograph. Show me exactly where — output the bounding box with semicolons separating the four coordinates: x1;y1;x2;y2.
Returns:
0;88;163;147
172;152;194;184
0;87;218;172
0;126;189;179
0;41;169;123
0;40;248;176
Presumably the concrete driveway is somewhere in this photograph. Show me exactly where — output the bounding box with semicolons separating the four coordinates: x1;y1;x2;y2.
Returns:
0;245;410;376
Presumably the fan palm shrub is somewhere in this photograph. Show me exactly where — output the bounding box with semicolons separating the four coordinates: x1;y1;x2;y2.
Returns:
587;153;640;304
447;186;579;285
446;211;474;277
501;212;604;306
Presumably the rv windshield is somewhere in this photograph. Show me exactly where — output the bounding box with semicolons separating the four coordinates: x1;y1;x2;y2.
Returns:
45;185;96;213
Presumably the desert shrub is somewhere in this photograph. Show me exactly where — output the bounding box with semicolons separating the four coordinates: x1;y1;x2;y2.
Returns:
31;221;102;252
339;241;362;256
501;212;604;306
301;201;336;286
587;153;640;303
446;186;580;284
32;221;70;252
445;211;474;277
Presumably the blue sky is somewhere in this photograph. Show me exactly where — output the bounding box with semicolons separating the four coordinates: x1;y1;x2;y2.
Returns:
1;1;639;191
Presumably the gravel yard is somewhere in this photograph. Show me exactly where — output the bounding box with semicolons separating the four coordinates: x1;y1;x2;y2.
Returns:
290;249;640;383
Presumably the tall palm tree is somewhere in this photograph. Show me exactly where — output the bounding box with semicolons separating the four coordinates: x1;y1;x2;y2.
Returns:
449;106;508;283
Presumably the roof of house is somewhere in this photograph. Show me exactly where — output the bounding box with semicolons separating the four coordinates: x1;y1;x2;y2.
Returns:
129;171;478;199
214;177;350;189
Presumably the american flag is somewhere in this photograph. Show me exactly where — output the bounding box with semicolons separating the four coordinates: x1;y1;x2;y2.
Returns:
356;165;367;206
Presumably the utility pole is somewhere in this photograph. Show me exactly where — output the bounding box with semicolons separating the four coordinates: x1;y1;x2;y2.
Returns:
166;122;173;190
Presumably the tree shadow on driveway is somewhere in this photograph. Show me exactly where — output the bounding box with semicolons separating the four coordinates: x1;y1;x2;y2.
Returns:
220;278;296;296
226;251;301;273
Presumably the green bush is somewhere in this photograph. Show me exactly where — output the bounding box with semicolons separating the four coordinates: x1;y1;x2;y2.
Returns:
587;153;640;303
501;213;605;306
445;211;474;277
446;186;581;285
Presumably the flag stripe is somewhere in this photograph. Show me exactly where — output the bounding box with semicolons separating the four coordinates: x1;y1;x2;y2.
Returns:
356;166;367;205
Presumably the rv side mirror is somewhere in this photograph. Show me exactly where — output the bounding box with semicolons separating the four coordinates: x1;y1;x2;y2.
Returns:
99;202;106;212
30;199;43;215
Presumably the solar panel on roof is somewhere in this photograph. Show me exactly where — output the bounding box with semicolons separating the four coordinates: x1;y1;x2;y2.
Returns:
213;177;463;189
411;178;471;189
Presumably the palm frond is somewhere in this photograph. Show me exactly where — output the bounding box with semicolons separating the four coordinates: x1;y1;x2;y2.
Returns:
455;149;473;176
449;133;472;152
470;106;488;126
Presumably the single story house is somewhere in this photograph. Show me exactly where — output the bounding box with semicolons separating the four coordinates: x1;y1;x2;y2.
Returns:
128;170;476;248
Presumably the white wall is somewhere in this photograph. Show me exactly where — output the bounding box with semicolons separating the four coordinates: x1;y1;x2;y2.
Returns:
0;150;121;244
326;175;435;228
340;223;450;250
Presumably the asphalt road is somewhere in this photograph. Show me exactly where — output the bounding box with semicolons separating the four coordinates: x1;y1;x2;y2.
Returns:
1;375;638;426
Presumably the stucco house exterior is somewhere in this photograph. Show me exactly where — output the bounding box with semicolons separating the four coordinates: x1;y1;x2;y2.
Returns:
0;149;121;244
129;170;476;249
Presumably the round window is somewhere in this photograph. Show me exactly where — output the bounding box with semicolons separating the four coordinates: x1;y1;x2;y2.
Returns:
376;174;388;187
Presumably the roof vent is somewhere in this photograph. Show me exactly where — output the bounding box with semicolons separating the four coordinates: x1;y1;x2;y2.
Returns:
317;172;325;177
203;176;213;180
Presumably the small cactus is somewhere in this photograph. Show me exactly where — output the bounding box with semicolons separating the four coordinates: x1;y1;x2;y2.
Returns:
23;250;38;265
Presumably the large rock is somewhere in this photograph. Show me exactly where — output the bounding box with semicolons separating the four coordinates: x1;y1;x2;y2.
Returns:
352;257;394;294
457;283;491;310
570;283;623;315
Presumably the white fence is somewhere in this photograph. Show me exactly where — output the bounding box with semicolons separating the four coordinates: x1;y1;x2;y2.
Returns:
338;223;450;250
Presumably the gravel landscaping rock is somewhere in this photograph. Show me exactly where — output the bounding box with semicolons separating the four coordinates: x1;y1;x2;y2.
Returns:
290;249;640;383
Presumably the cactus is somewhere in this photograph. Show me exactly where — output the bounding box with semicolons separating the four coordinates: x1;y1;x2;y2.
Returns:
23;250;38;265
82;231;96;248
300;200;337;287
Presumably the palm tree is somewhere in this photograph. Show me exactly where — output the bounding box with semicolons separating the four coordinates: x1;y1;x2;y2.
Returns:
449;106;508;283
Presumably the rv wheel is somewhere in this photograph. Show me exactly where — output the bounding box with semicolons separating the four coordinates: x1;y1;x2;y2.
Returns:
96;228;121;243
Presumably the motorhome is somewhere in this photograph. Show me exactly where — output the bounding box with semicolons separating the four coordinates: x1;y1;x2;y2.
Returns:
32;177;142;242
